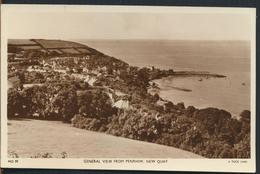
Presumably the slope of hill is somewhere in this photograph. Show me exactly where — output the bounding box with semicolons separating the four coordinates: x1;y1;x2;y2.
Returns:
8;39;98;55
8;119;203;158
33;39;88;49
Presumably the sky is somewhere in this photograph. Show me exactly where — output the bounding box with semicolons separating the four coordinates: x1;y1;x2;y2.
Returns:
2;5;255;40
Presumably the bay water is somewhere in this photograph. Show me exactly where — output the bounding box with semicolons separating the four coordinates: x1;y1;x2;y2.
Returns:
78;40;251;117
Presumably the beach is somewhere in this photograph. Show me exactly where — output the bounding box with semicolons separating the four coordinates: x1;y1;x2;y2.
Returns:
153;71;250;117
80;39;251;116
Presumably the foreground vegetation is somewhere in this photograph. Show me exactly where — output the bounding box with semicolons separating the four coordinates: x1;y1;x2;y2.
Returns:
8;77;250;158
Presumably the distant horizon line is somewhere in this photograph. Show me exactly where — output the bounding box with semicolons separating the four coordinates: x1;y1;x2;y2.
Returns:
8;38;250;42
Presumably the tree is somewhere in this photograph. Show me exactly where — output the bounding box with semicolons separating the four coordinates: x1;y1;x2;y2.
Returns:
17;71;25;84
239;110;250;141
52;86;78;122
77;89;115;120
8;89;24;118
240;110;250;123
235;133;250;158
153;93;160;102
137;67;150;86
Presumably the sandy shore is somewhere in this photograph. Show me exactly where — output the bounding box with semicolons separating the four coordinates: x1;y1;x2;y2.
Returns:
8;119;203;158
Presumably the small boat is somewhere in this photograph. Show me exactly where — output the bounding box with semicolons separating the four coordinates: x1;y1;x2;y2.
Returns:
242;82;246;86
198;78;203;82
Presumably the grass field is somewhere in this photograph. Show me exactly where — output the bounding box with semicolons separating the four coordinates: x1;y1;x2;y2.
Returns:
8;119;203;158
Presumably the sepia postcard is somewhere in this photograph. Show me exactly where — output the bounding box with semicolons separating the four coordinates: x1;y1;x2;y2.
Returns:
0;5;256;172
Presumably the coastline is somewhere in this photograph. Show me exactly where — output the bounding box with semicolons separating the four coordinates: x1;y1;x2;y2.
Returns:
149;70;250;117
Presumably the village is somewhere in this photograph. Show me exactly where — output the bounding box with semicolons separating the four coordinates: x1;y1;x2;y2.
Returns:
8;53;134;109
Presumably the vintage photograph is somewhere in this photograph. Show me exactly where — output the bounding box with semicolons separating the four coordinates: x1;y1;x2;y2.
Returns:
1;5;256;171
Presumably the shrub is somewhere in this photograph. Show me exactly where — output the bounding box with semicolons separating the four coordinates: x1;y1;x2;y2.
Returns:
8;89;24;118
77;89;115;119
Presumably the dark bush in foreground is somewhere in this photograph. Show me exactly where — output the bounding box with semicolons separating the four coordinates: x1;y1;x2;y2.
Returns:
8;82;78;121
77;89;116;119
8;81;116;123
71;106;250;158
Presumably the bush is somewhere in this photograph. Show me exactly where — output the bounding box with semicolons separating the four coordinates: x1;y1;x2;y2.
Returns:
8;82;79;121
77;89;116;119
8;89;24;118
234;134;250;158
52;85;78;122
71;114;104;131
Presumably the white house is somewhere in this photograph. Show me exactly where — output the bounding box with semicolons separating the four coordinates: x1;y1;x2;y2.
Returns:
113;99;130;110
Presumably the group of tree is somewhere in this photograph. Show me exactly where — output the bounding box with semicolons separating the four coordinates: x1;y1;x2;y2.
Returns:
69;99;251;159
8;79;114;122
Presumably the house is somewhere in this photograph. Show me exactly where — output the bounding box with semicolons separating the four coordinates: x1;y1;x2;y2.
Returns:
156;99;168;111
84;76;97;86
72;68;78;73
84;56;90;60
66;67;71;72
82;67;89;73
27;65;46;73
52;61;57;68
113;98;130;110
91;69;99;75
100;66;108;72
14;57;26;61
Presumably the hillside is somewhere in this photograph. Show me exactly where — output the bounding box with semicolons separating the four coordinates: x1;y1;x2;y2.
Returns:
8;119;203;158
8;39;101;56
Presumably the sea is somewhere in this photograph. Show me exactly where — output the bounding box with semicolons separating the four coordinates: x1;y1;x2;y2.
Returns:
77;40;251;117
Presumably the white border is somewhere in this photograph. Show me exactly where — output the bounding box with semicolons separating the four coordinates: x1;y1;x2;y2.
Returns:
0;5;256;172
